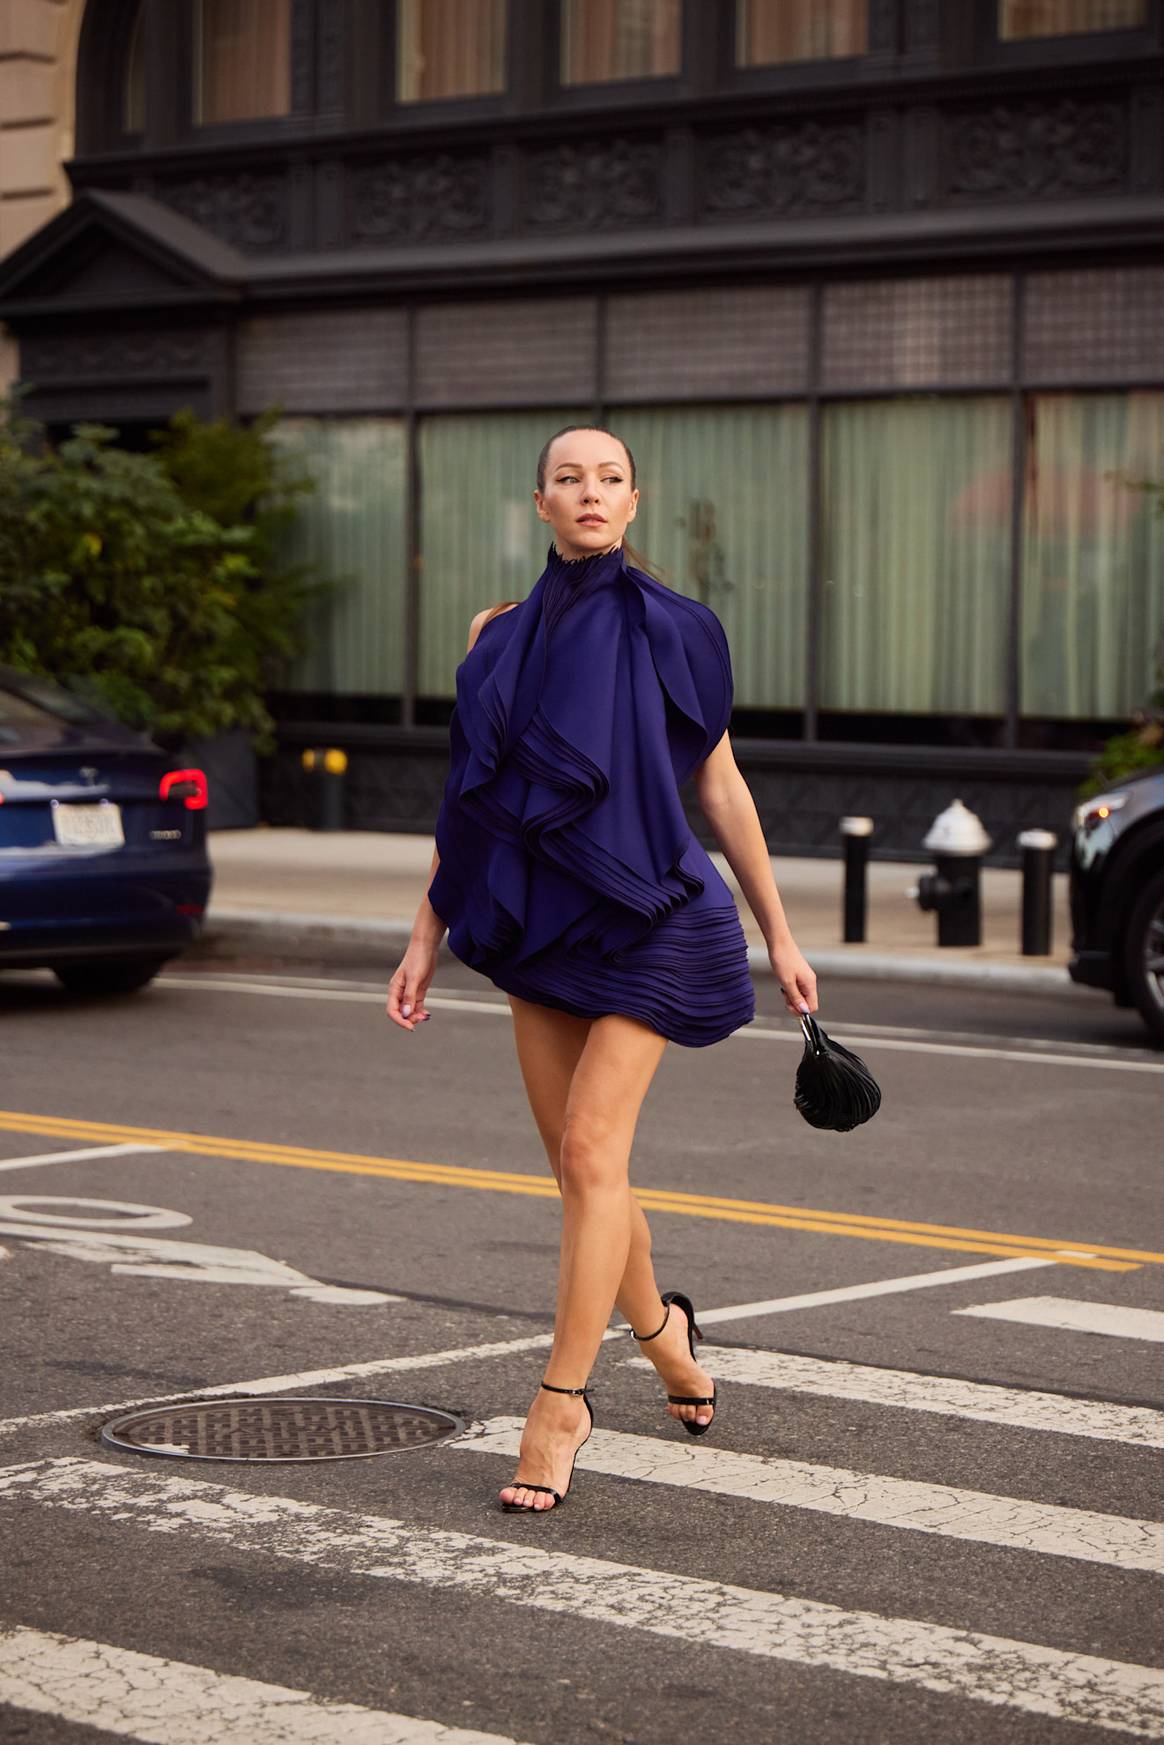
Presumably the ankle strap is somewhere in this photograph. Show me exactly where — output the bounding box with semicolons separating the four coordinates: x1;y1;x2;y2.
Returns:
631;1300;670;1343
540;1380;591;1396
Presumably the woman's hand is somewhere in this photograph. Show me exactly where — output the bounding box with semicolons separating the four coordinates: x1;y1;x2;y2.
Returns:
768;938;818;1016
386;939;439;1031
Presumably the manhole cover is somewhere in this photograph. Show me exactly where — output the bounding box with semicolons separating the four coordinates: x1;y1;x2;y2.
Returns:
100;1397;465;1463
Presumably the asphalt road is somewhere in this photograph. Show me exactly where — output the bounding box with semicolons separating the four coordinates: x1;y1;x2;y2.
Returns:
0;958;1161;1745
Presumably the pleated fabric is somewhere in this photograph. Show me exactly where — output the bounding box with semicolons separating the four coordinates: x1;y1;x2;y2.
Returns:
427;540;756;1047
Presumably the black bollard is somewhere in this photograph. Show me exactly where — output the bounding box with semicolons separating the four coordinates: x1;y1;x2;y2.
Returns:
302;747;348;832
1018;828;1057;956
840;816;873;943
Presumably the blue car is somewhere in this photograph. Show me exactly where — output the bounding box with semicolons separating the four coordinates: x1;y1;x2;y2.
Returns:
0;667;212;993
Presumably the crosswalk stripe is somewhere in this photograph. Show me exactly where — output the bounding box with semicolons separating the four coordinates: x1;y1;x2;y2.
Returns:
625;1345;1164;1448
456;1419;1164;1574
2;1457;1162;1736
954;1297;1164;1343
0;1625;529;1745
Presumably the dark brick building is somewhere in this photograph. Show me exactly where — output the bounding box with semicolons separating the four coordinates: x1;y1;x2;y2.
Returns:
2;0;1163;861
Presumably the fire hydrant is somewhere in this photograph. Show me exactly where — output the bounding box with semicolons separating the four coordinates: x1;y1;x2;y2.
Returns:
910;798;992;947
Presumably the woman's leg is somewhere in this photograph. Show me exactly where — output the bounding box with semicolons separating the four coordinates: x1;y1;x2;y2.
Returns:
501;1001;671;1507
507;993;665;1329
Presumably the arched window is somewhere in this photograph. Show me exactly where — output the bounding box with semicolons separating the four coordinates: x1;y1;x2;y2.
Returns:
195;0;292;124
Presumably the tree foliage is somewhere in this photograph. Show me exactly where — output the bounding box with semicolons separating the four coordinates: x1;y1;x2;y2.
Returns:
0;396;329;752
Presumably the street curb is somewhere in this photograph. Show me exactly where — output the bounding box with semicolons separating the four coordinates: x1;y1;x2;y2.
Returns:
196;907;1082;995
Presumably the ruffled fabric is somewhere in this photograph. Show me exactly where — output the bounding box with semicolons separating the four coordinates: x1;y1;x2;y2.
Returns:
427;540;755;1047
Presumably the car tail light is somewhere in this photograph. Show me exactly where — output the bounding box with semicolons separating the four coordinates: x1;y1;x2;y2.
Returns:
160;768;208;810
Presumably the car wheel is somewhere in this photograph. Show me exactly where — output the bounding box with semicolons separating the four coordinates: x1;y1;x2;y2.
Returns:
1122;866;1164;1042
51;957;168;996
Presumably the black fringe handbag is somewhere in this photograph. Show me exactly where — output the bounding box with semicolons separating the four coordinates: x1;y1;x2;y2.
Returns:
794;1011;882;1132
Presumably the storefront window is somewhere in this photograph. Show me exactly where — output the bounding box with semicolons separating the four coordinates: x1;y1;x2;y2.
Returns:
195;0;291;124
560;0;681;85
999;0;1146;37
612;405;809;710
397;0;507;102
273;420;409;697
418;410;589;698
1021;393;1164;719
820;397;1013;715
735;0;867;66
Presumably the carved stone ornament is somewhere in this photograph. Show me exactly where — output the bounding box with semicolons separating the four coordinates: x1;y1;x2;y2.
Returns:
524;137;662;229
160;174;288;250
351;154;490;244
946;98;1127;201
21;330;209;381
699;122;865;217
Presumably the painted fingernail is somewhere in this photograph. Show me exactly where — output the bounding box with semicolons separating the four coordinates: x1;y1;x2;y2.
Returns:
402;1003;411;1015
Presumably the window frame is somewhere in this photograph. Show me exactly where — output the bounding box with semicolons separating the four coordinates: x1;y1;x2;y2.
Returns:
716;0;898;95
548;0;687;109
179;0;316;144
974;0;1162;66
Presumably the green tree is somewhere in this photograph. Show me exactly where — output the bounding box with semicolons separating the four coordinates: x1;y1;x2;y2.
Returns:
0;398;330;752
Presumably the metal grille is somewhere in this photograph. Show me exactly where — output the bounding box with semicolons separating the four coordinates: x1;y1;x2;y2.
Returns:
606;285;810;398
100;1397;465;1463
821;274;1013;390
237;310;409;414
415;296;598;406
1024;267;1164;383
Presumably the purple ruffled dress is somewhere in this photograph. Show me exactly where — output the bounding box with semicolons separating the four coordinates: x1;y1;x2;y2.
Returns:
426;539;756;1047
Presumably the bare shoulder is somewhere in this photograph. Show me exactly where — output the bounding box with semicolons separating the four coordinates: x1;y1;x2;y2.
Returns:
466;601;520;655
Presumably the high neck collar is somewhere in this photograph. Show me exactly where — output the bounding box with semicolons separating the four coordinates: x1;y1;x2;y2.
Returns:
545;538;625;580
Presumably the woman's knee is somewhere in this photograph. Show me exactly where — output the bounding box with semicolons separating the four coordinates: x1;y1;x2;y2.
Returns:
558;1115;627;1197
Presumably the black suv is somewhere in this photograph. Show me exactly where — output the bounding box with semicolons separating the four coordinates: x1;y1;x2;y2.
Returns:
1068;768;1164;1041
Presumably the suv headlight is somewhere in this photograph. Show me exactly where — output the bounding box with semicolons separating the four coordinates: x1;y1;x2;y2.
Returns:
1072;791;1130;835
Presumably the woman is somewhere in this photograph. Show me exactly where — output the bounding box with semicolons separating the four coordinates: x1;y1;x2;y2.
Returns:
387;425;818;1514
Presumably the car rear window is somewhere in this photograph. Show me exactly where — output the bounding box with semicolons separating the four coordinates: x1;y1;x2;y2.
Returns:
0;676;101;730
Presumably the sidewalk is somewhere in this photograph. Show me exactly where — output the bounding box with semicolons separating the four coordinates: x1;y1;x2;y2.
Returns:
198;828;1084;993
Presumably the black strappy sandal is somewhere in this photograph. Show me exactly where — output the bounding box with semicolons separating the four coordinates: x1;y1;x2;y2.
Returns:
499;1380;594;1513
632;1289;718;1438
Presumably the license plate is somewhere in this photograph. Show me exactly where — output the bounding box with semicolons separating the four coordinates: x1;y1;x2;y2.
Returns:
52;802;125;848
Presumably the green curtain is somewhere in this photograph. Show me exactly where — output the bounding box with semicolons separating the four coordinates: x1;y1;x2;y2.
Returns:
820;396;1012;714
419;409;589;698
273;419;408;695
613;404;809;709
1022;392;1164;719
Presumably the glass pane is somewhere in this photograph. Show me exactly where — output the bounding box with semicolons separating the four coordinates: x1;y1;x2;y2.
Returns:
736;0;867;65
1021;393;1164;719
418;410;590;698
273;420;409;696
611;405;809;709
397;0;507;102
123;1;145;131
999;0;1145;38
196;0;291;125
821;398;1012;714
560;0;681;83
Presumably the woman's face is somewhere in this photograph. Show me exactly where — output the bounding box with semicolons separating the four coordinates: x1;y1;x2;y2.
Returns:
534;429;639;560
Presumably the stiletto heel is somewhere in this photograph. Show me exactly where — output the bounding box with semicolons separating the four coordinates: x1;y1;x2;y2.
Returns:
500;1380;594;1514
632;1290;717;1437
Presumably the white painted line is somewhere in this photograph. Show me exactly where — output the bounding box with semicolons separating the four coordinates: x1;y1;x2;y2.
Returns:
3;1459;1162;1736
0;1625;530;1745
624;1345;1164;1450
0;1331;566;1439
668;1255;1058;1327
157;976;1164;1073
954;1297;1164;1343
0;1220;400;1305
457;1420;1164;1573
0;1143;165;1173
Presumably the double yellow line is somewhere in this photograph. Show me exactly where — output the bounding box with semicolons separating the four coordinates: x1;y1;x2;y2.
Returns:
0;1108;1150;1272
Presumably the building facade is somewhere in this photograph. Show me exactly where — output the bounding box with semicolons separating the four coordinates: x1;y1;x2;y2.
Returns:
2;0;1163;862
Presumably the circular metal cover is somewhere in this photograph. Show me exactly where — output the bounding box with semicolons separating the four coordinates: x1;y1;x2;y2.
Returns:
100;1396;465;1463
